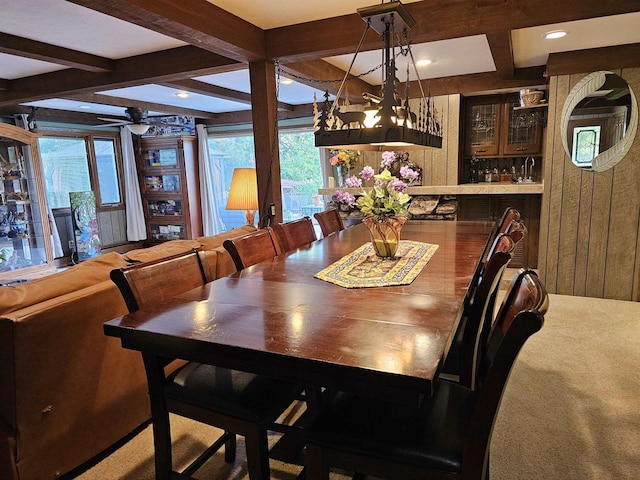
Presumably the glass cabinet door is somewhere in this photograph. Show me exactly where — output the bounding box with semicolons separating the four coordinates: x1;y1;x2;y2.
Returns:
465;101;500;156
0;126;54;280
502;102;544;155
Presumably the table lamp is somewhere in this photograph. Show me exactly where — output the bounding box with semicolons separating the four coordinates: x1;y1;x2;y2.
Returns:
226;168;259;226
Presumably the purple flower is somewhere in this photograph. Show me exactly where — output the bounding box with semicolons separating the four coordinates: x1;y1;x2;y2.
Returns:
381;151;395;168
345;175;362;187
388;178;408;192
400;165;419;181
334;190;355;206
360;165;375;180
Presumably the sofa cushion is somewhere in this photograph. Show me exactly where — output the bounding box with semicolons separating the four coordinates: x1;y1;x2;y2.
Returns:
122;239;203;263
0;252;128;316
196;225;256;250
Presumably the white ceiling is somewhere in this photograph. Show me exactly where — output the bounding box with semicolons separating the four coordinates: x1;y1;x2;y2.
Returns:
1;0;640;120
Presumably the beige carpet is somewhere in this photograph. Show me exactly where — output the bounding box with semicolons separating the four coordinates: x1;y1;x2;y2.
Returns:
76;293;640;480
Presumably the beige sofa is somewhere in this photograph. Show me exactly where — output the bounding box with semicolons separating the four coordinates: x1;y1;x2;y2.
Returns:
0;225;255;480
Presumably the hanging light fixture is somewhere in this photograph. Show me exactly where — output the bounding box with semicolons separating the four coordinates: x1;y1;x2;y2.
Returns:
314;0;443;149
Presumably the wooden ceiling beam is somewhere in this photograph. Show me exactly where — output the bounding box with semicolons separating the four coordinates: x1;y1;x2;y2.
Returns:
279;60;374;104
0;32;114;72
61;92;216;119
160;79;294;111
209;103;314;127
546;43;640;76
485;31;514;80
0;46;240;107
399;66;547;98
266;1;640;62
66;0;264;63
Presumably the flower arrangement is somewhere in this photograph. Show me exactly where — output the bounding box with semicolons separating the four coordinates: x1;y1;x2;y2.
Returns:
330;149;360;170
342;151;417;221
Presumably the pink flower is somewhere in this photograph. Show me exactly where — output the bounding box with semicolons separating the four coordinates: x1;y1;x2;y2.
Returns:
360;165;375;180
381;151;395;168
400;165;419;181
388;178;407;192
334;189;355;206
345;175;362;187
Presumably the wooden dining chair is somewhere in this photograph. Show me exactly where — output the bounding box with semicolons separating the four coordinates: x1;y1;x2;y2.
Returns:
441;233;515;389
272;216;317;252
305;268;548;480
313;208;345;237
110;249;304;480
497;206;521;235
223;227;282;271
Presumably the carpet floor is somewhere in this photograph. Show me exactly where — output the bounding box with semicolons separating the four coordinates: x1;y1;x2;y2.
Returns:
75;292;640;480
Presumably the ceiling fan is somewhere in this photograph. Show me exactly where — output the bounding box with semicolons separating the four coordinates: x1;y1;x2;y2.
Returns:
95;107;177;135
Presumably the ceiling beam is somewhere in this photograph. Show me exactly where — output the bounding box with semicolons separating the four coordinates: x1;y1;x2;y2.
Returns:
485;31;514;80
0;32;115;72
0;46;241;107
66;0;264;63
400;66;547;98
209;103;314;127
159;79;296;112
61;92;217;119
279;60;374;104
546;43;640;76
266;1;640;62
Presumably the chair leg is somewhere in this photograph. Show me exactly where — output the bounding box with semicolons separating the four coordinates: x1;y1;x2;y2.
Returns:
244;427;270;480
225;432;237;463
306;444;330;480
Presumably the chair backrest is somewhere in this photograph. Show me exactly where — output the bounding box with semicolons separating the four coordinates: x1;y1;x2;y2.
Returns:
110;249;208;313
272;216;317;252
222;227;282;271
505;218;528;245
462;268;547;477
497;206;521;235
313;208;344;237
459;233;515;389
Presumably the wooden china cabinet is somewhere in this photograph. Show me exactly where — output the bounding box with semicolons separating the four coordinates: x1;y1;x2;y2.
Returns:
134;136;202;244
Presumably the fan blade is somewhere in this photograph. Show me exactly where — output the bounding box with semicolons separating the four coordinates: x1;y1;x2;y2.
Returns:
94;122;128;127
98;116;131;124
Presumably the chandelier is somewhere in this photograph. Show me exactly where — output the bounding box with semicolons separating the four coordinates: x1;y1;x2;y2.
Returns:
314;0;443;149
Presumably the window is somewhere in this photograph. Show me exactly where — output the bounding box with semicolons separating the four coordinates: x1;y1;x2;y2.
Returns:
38;134;122;209
208;128;323;230
571;126;601;168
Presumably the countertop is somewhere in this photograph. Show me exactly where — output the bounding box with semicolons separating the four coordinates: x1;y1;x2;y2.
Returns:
318;182;544;196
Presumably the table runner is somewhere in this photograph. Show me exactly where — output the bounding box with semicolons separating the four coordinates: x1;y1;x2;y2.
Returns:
315;240;439;288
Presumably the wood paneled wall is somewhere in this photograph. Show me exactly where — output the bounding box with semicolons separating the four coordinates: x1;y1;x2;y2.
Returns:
539;68;640;301
359;95;461;185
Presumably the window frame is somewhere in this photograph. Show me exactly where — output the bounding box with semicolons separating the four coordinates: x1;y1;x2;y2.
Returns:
39;131;125;213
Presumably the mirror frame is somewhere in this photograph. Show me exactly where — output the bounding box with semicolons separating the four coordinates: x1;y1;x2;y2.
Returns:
561;71;638;172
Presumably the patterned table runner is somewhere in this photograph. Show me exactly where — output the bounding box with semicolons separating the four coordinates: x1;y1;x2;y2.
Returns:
315;240;439;288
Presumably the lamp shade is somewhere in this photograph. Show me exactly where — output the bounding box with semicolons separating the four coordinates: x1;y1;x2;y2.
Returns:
226;168;258;211
127;123;151;135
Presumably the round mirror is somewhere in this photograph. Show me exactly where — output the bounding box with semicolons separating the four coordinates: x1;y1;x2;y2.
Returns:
561;71;638;172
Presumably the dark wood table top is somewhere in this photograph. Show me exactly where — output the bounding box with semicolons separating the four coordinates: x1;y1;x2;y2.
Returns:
105;220;493;406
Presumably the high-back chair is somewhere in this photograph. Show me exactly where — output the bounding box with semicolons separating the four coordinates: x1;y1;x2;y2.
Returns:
441;233;516;389
223;227;282;270
313;208;345;237
272;216;317;252
497;206;521;235
305;269;548;480
110;249;303;480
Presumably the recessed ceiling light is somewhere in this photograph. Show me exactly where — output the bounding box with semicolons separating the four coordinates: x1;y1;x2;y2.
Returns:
543;30;567;39
280;78;294;85
78;105;92;109
174;91;190;99
416;59;433;67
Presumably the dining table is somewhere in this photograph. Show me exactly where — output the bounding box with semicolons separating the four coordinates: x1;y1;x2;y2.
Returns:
104;220;494;410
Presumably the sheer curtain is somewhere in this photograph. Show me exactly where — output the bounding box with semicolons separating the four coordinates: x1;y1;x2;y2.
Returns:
120;127;147;241
196;124;224;235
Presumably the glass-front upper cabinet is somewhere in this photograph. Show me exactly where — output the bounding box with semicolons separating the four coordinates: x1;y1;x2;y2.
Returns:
0;124;54;282
501;101;544;155
465;100;500;157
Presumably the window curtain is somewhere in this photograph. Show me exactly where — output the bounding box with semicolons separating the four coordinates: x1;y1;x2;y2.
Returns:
196;124;224;235
120;127;147;241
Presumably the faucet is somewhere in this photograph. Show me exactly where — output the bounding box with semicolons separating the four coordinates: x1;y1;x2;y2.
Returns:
523;156;535;183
